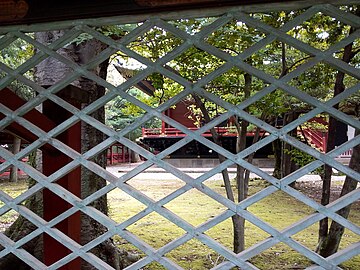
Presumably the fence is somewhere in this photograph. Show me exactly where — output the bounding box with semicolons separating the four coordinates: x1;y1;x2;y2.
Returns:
0;1;359;269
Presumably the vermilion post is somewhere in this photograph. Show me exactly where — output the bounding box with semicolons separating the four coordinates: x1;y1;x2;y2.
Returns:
42;96;81;269
0;87;82;268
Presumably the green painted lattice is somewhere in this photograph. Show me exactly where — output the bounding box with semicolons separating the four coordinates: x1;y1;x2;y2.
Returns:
0;2;359;269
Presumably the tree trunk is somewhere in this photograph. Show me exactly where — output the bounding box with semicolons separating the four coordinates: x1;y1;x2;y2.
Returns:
9;136;21;182
192;94;245;254
317;25;357;253
278;42;299;182
244;126;262;185
272;139;282;179
0;31;135;269
235;117;248;253
281;112;298;181
234;73;252;252
318;129;360;256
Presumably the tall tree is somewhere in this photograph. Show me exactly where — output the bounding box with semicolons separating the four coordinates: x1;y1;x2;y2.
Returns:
0;31;134;269
9;136;21;182
317;6;360;256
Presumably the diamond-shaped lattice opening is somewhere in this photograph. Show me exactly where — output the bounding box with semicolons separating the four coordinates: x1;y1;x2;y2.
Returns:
77;212;109;245
0;233;44;267
254;10;304;28
0;171;28;198
0;209;20;232
205;67;271;105
206;19;267;56
136;108;205;160
250;242;313;269
32;30;74;45
127;212;185;249
342;255;360;270
199;166;237;184
291;223;320;251
246;177;276;197
165;238;224;269
292;220;360;265
292;220;360;254
42;232;76;266
204;217;234;250
247;190;314;231
248;90;315;125
165;188;226;226
35;57;78;87
40;149;81;179
348;198;360;227
202;172;236;194
112;233;145;260
286;11;354;52
277;147;325;182
107;122;166;166
338;90;360;118
250;40;313;78
71;233;146;269
293;165;355;203
0;80;36;100
127;25;184;62
289;62;358;99
81;232;144;268
105;72;185;118
169;46;226;83
205;216;273;252
143;261;168;269
154;133;232;164
168;16;218;36
35;30;114;72
126;173;185;202
108;187;147;224
111;56;147;76
0;37;34;70
244;221;273;248
334;40;360;69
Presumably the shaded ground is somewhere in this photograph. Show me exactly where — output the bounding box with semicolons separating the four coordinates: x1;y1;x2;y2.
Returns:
295;180;358;205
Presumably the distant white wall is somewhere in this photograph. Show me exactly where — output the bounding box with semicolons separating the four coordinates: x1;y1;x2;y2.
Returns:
348;125;355;140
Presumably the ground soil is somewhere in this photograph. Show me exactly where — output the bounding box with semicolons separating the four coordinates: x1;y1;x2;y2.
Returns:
295;181;360;209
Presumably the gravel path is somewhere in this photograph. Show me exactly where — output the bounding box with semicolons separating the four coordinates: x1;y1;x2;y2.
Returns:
106;162;346;182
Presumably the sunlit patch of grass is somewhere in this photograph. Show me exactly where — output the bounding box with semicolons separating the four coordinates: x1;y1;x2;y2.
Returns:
0;179;28;200
0;179;28;232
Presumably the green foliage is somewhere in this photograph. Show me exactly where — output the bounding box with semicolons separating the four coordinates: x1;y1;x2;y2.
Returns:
105;87;161;139
284;146;324;175
107;8;359;139
72;24;137;45
0;38;35;100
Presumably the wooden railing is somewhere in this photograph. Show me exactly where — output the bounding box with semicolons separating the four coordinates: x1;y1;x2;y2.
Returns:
301;128;327;152
142;127;242;137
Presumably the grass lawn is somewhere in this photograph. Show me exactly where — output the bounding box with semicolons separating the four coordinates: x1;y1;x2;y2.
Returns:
107;177;360;270
1;177;359;269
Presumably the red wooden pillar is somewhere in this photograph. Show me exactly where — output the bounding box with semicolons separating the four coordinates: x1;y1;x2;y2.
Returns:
42;89;83;269
109;145;113;165
0;87;82;268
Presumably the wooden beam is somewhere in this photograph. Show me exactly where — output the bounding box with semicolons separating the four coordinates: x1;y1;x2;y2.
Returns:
1;0;358;26
0;88;56;152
